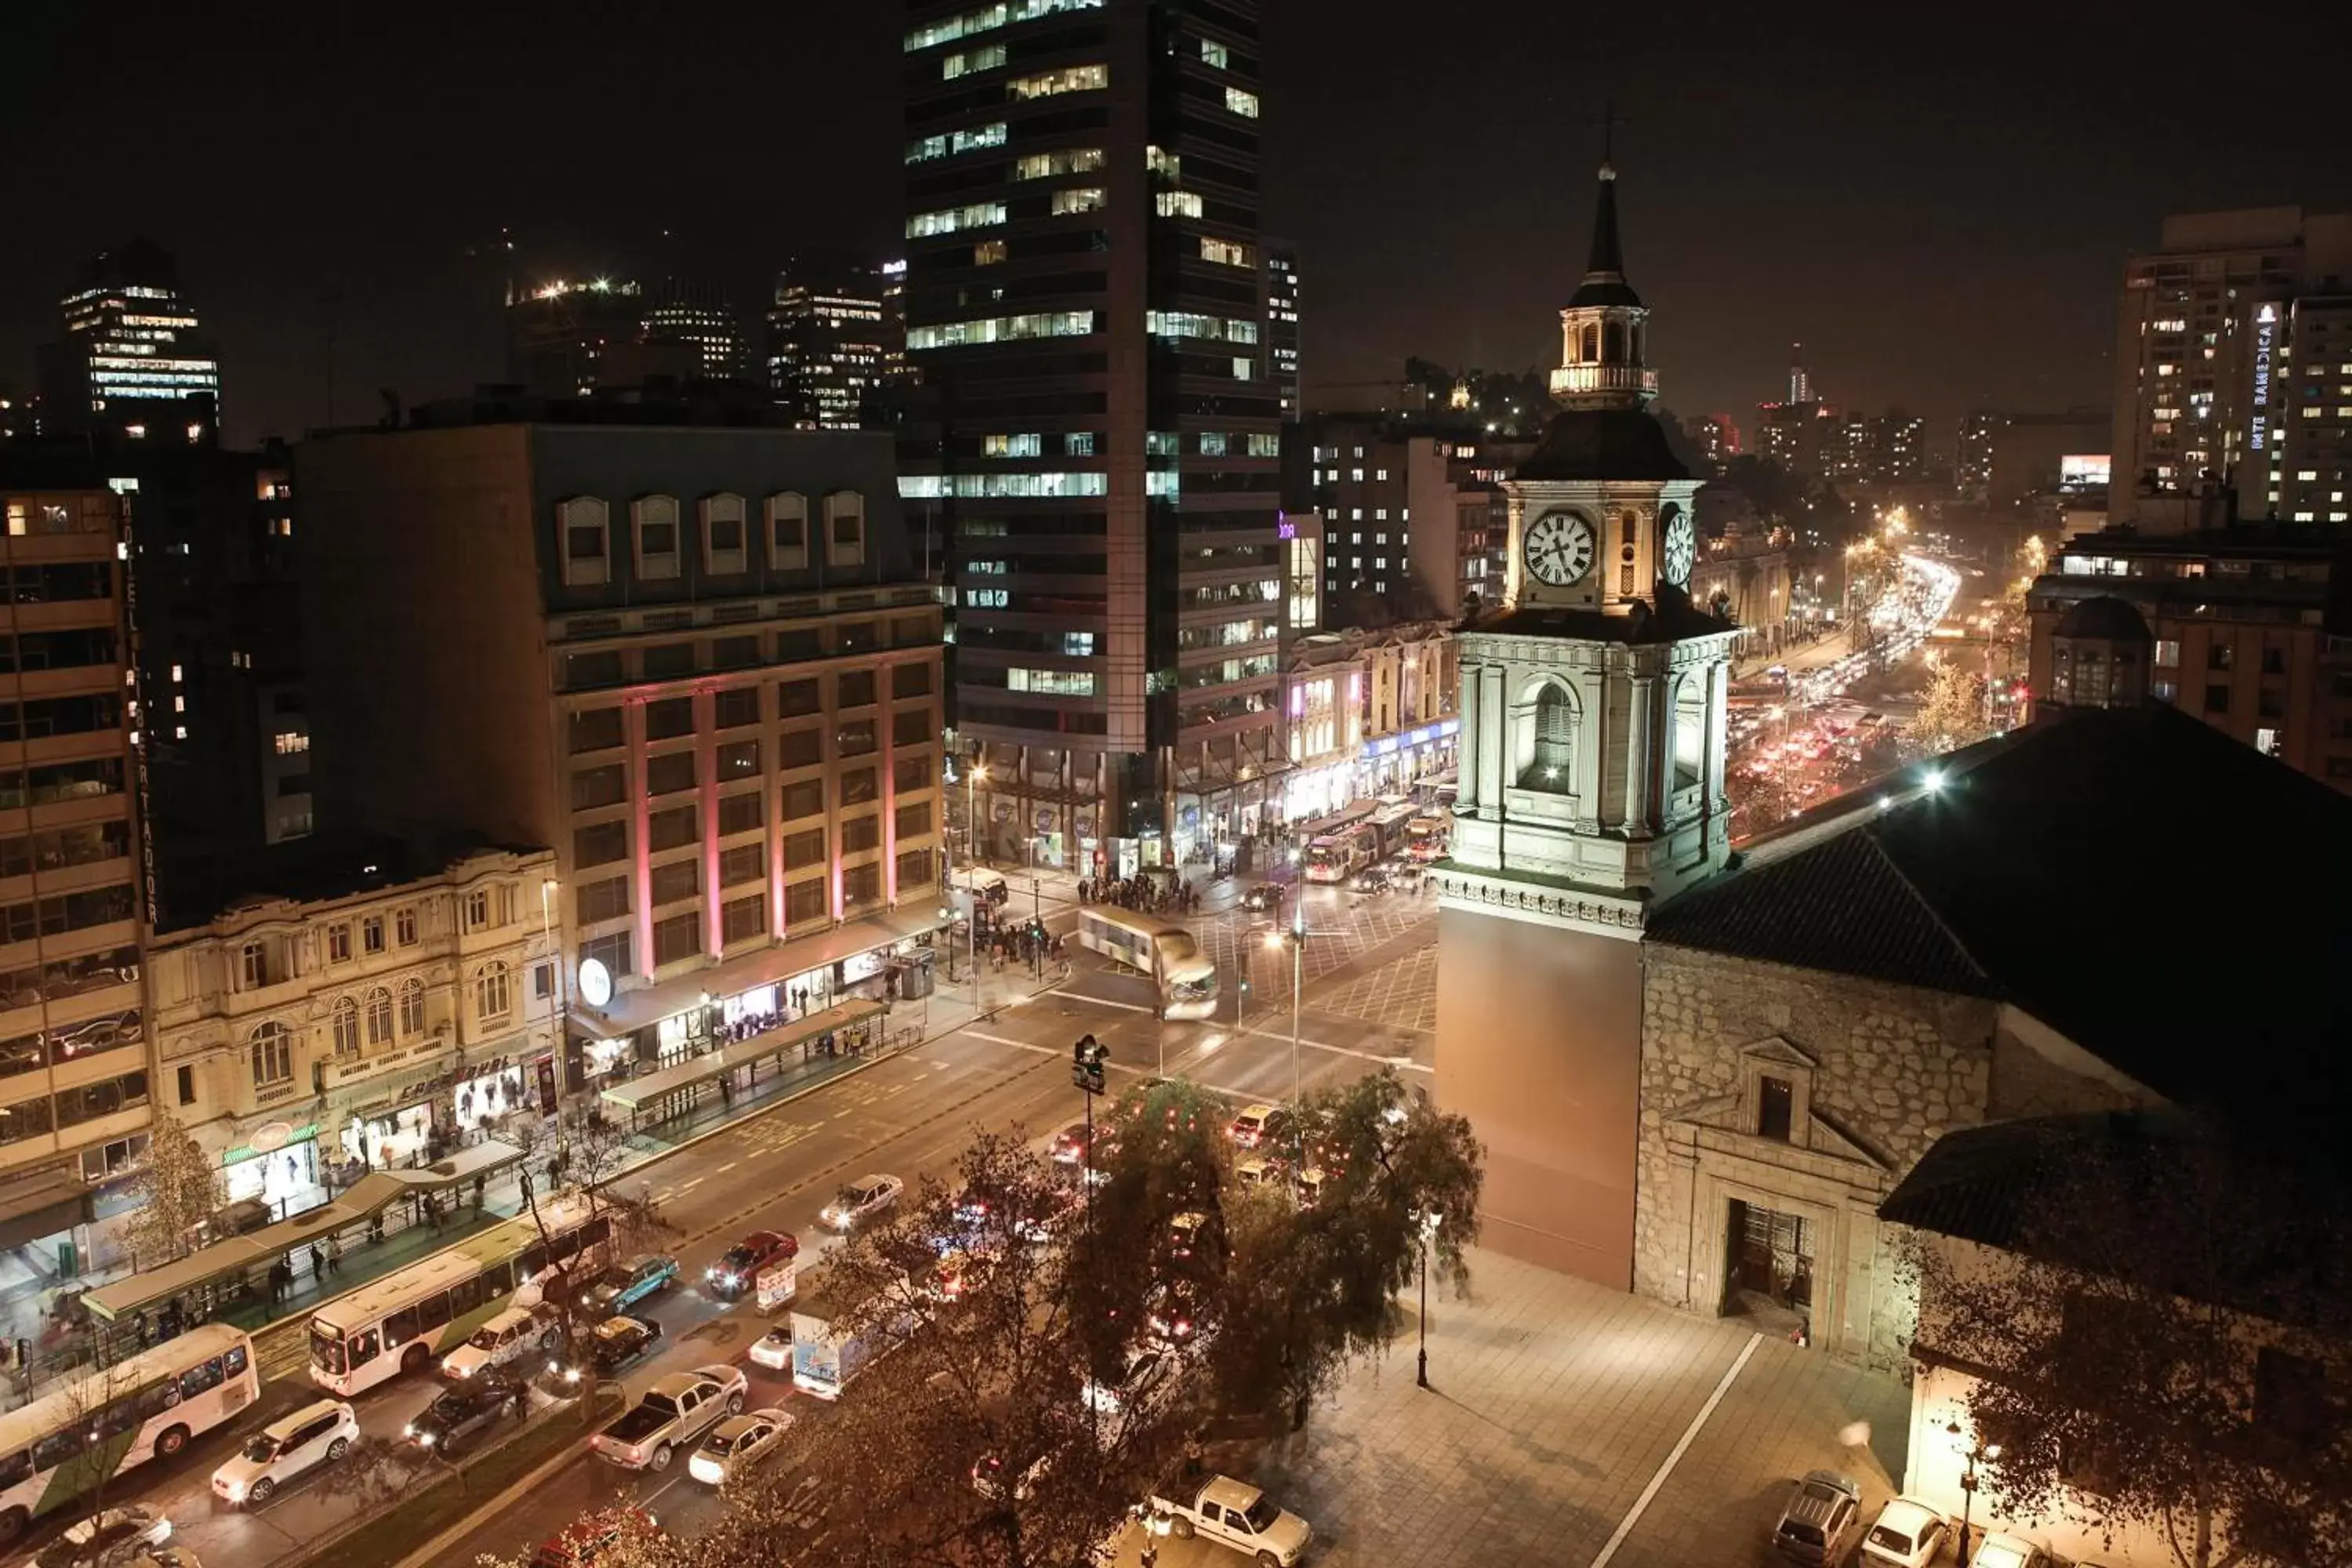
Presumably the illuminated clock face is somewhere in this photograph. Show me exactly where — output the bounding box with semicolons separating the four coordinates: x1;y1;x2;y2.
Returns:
1523;510;1595;587
1661;509;1696;586
578;957;613;1008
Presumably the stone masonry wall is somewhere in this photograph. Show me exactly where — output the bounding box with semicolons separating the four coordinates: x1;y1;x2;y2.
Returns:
1635;945;2001;1370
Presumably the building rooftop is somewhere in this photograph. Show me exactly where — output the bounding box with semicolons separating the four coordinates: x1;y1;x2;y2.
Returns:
1881;1111;2352;1333
161;829;549;933
1648;705;2352;1127
1515;407;1690;483
1471;590;1733;646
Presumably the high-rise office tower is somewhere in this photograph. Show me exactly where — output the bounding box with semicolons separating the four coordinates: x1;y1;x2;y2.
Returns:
641;279;748;383
766;252;891;430
1957;411;2003;500
1264;238;1301;422
1787;343;1811;405
2111;206;2352;526
38;241;222;444
900;0;1284;873
506;278;666;397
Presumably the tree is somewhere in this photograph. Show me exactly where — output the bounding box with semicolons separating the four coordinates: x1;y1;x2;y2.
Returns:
1200;1071;1483;1432
1910;660;1991;755
1901;1122;2352;1568
122;1108;223;1269
514;1112;670;1359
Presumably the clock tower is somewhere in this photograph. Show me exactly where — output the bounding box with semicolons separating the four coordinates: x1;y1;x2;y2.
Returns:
1434;156;1740;1287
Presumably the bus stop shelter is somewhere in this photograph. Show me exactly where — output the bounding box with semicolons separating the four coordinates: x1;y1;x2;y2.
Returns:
80;1138;528;1326
599;1000;887;1124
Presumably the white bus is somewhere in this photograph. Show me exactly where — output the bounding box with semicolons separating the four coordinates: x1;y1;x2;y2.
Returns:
1302;826;1373;884
1075;908;1220;1021
309;1195;610;1396
1365;800;1419;861
0;1323;258;1544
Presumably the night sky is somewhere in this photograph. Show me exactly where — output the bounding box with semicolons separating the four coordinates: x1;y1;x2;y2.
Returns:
8;1;2348;452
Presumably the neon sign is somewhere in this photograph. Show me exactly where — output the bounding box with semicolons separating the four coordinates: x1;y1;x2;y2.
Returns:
2250;303;2276;452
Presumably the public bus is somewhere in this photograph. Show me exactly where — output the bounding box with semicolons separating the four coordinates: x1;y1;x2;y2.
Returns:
309;1195;609;1396
1074;908;1220;1021
0;1323;258;1543
1301;826;1374;884
1294;801;1376;844
1403;815;1450;863
1365;800;1419;861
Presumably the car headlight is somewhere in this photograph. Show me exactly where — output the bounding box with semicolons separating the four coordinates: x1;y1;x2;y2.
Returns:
224;1481;246;1502
401;1423;416;1439
418;1431;436;1446
453;1363;471;1377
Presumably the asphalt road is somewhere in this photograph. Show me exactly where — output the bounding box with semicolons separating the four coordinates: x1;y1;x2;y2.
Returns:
30;880;1436;1568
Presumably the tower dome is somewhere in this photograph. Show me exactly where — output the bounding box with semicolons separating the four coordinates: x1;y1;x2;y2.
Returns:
1550;162;1658;410
2048;595;2152;713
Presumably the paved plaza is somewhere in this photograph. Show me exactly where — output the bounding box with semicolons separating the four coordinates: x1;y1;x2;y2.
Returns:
1114;1246;1910;1568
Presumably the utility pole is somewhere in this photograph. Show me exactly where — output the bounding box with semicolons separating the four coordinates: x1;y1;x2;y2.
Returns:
1072;1032;1108;1443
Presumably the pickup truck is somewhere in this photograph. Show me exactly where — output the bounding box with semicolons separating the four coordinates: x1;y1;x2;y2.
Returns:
1146;1475;1312;1567
587;1366;747;1472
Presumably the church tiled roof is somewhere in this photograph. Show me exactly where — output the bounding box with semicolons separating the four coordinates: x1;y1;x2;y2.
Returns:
1648;704;2352;1126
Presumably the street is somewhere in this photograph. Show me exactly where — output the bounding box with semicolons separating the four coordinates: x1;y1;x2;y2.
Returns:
25;877;1443;1568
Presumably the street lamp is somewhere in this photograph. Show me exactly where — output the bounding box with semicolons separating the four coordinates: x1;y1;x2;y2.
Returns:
1415;1209;1440;1388
1944;1421;2002;1563
967;764;988;1014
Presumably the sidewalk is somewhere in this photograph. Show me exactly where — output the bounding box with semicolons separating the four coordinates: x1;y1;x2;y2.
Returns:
1112;1246;1910;1568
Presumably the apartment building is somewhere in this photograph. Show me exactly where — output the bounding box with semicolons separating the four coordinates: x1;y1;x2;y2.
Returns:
0;489;147;1279
295;400;945;1091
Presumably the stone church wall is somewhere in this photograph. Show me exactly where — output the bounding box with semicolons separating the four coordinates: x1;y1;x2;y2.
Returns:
1633;945;1999;1371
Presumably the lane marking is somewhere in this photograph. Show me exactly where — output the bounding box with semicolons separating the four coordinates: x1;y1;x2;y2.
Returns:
964;1029;1057;1055
1586;1332;1763;1568
1237;1023;1432;1072
716;1161;738;1174
1055;990;1155;1014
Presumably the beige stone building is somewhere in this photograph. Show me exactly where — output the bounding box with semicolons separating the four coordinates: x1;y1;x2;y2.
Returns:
147;841;559;1220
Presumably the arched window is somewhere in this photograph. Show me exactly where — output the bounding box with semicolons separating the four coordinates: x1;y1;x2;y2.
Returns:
476;961;512;1023
1673;673;1708;789
633;495;681;581
767;492;809;570
701;493;748;574
398;978;426;1036
1581;324;1599;363
824;492;867;569
558;497;608;587
331;999;360;1059
1518;681;1578;792
1603;321;1624;363
365;987;393;1047
249;1022;293;1087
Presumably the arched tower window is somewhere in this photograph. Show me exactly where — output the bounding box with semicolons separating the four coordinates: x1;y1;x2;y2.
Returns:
1517;681;1578;792
1672;673;1708;789
1631;324;1645;363
1582;324;1599;363
1603;321;1625;364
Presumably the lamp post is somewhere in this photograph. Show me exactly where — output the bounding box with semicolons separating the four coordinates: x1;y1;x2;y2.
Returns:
1415;1209;1440;1388
967;764;988;1015
1944;1421;2002;1564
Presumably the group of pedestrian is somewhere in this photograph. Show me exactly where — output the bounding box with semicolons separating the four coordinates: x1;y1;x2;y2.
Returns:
985;923;1064;974
1076;876;1199;916
262;1232;347;1305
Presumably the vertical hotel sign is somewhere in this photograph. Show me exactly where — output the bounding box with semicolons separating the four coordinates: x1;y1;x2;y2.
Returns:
114;484;158;927
2249;303;2277;454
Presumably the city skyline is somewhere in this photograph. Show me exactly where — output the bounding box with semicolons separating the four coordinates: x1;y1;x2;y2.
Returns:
6;2;2350;448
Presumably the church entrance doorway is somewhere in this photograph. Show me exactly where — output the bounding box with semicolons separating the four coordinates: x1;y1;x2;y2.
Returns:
1723;1198;1814;1339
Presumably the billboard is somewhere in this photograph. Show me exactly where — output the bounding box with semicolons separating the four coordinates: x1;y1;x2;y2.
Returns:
2060;454;2111;493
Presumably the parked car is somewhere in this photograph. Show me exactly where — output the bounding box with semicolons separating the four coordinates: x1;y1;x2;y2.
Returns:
1144;1476;1311;1567
530;1508;661;1568
1860;1498;1950;1568
405;1368;527;1454
1243;883;1286;914
705;1231;796;1300
748;1323;795;1372
572;1314;662;1377
1772;1470;1863;1565
590;1367;748;1472
819;1174;903;1231
582;1254;679;1315
1971;1534;2053;1568
931;1248;989;1302
1226;1104;1291;1151
35;1508;173;1568
1080;1348;1181;1443
686;1408;794;1486
441;1305;558;1381
210;1398;358;1506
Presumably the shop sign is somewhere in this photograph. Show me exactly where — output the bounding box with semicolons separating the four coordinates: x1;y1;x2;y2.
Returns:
578;957;613;1007
223;1121;318;1166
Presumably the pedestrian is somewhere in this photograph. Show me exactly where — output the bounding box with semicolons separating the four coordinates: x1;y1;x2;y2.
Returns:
473;1172;487;1209
310;1243;325;1280
326;1236;343;1276
512;1380;531;1421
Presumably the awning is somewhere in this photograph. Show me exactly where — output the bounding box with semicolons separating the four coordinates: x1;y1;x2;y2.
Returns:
598;1000;888;1114
574;909;940;1036
81;1139;525;1323
0;1167;88;1250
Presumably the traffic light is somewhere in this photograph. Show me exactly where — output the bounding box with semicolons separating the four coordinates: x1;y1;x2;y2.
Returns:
1071;1033;1108;1094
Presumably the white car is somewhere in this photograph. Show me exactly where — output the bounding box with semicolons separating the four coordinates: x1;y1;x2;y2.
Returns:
1860;1498;1950;1568
1972;1534;2052;1568
686;1407;793;1486
821;1173;904;1231
1080;1348;1181;1443
440;1306;553;1381
34;1508;172;1568
210;1399;358;1507
749;1323;795;1371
